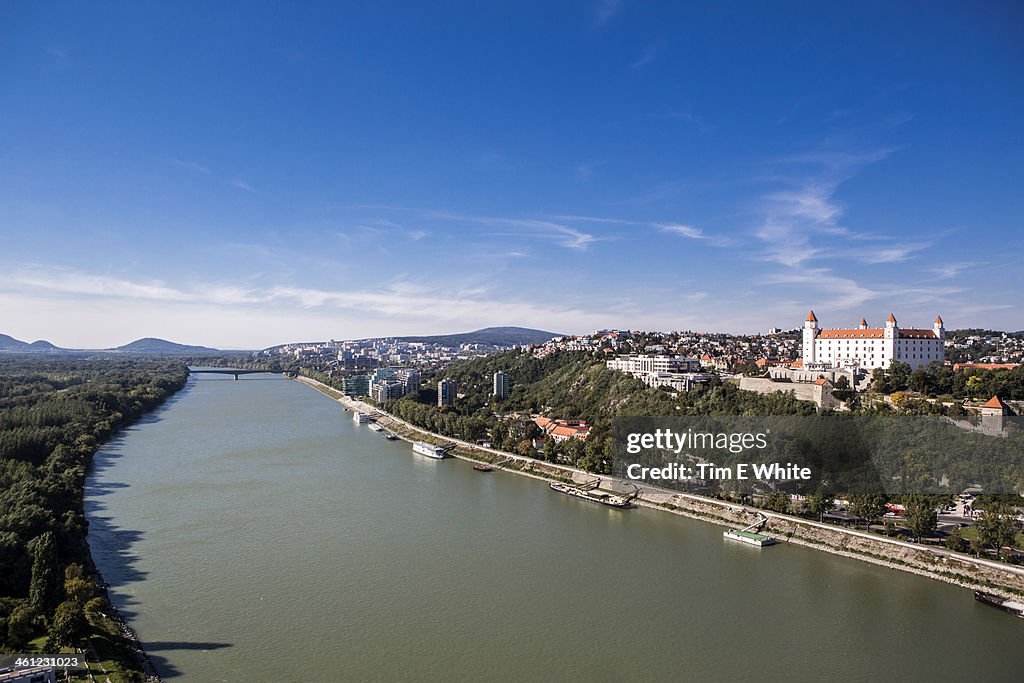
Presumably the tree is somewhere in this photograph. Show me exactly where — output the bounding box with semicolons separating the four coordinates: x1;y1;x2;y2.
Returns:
763;490;789;514
805;491;835;521
903;496;937;541
832;375;853;402
945;528;968;553
28;531;59;616
848;493;887;530
908;368;931;394
543;437;557;463
889;391;910;411
870;368;891;394
5;603;37;650
888;361;912;391
64;564;94;605
975;503;1022;559
46;599;87;650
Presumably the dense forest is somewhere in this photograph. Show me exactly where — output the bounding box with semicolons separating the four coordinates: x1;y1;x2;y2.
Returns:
0;357;188;676
868;360;1024;401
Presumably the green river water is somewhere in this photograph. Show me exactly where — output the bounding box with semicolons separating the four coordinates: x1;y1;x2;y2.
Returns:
85;374;1022;681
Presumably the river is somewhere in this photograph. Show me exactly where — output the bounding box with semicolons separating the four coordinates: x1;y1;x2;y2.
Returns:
85;374;1022;681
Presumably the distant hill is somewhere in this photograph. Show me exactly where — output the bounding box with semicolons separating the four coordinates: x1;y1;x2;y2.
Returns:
0;334;61;352
398;327;563;347
113;338;220;354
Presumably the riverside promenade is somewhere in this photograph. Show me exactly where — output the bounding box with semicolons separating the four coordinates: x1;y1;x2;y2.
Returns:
295;375;1024;597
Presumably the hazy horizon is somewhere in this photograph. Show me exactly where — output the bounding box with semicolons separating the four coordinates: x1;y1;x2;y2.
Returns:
3;3;1021;348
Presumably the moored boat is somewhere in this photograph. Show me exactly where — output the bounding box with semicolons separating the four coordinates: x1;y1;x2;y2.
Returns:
412;442;448;459
473;463;494;472
974;590;1024;618
353;411;370;423
549;481;631;508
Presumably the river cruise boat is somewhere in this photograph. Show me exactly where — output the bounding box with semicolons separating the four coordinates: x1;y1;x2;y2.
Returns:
548;482;632;508
352;411;370;424
974;590;1024;618
412;442;448;459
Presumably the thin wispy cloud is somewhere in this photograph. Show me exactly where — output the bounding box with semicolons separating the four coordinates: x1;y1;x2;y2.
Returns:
851;242;931;264
346;206;605;252
658;223;704;239
593;0;623;26
925;262;978;280
630;43;664;70
231;179;256;192
171;158;212;175
752;146;898;267
763;267;880;310
573;161;602;181
482;218;599;250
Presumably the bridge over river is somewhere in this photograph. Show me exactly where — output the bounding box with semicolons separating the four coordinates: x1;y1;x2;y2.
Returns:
187;368;291;380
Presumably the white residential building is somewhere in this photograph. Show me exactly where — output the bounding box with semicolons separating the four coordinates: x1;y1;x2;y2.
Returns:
606;354;708;391
493;370;510;399
438;378;457;407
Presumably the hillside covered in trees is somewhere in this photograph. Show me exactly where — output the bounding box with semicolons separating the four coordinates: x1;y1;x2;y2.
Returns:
378;350;815;472
0;358;188;676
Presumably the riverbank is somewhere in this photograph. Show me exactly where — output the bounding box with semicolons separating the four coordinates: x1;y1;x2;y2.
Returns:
296;375;1024;600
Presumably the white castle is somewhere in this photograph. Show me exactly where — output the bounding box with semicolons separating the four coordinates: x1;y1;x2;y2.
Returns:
802;311;945;372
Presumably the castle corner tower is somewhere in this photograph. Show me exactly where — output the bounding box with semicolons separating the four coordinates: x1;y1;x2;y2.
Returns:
802;310;819;365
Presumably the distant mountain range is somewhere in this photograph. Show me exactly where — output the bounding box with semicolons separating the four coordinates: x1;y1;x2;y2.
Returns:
0;334;220;355
0;334;60;352
113;338;221;354
396;326;562;347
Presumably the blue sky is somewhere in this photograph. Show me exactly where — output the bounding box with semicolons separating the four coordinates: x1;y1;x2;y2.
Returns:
2;2;1022;348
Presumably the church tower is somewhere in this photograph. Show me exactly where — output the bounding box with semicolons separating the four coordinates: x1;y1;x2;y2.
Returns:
933;315;945;340
802;310;819;365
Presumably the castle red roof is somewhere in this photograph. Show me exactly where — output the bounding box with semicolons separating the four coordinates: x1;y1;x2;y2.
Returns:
806;310;817;322
897;329;939;339
818;329;884;339
816;328;937;340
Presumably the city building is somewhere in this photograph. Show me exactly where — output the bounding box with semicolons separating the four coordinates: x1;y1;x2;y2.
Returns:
341;374;370;397
534;416;591;441
605;354;708;391
367;367;420;401
606;354;702;374
438;378;457;407
493;370;510;399
802;311;945;371
371;379;407;402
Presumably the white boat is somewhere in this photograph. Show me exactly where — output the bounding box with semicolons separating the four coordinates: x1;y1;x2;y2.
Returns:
412;442;448;459
368;423;384;432
352;411;370;423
